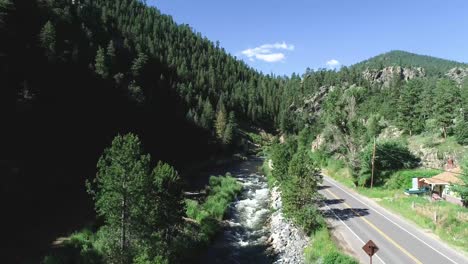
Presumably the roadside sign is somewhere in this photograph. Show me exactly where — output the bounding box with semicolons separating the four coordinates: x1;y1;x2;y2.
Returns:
362;239;379;256
362;240;379;264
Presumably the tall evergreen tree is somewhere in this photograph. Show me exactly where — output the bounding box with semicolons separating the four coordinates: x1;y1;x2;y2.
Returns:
223;111;236;145
200;99;214;130
87;134;151;261
282;149;322;232
131;52;148;78
106;40;116;72
39;20;56;61
433;79;460;138
94;46;108;78
397;79;424;135
0;0;11;25
215;101;227;141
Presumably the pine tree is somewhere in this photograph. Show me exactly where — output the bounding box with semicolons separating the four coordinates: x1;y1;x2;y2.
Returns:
0;0;11;26
95;46;108;78
222;111;236;145
106;40;116;72
215;101;227;140
88;133;151;261
131;52;148;77
148;161;184;231
140;161;184;262
39;20;56;61
282;148;322;232
461;80;468;118
433;79;460;138
200;99;214;130
397;79;424;135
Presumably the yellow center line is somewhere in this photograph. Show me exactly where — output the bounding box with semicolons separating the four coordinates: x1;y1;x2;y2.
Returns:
325;188;423;264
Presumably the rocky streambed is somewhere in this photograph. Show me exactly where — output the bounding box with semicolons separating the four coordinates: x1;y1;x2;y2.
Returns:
269;186;310;264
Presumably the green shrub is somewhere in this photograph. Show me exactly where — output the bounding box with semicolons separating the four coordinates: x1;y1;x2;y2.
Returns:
282;149;323;233
291;205;325;235
454;120;468;145
270;139;297;181
310;150;330;167
42;229;103;264
326;158;345;173
385;169;439;189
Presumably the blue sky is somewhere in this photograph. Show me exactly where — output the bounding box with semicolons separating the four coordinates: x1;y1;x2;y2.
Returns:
149;0;468;76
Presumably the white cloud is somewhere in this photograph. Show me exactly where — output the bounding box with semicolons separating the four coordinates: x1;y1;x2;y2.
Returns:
326;59;341;69
256;53;285;62
241;42;294;63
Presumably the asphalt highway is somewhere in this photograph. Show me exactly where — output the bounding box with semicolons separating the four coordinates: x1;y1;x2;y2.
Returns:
319;176;468;264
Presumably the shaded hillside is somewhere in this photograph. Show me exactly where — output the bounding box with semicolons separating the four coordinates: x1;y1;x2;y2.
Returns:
0;0;286;261
352;50;467;76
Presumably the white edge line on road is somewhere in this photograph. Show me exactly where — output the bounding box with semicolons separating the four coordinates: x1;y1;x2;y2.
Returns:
323;177;460;264
323;202;387;264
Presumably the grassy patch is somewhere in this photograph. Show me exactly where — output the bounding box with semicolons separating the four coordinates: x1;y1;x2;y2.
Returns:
261;158;277;187
185;173;242;238
323;159;355;188
384;169;439;189
305;226;358;264
356;186;400;199
379;196;468;249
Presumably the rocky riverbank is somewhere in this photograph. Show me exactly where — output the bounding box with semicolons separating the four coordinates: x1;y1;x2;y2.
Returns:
268;186;310;264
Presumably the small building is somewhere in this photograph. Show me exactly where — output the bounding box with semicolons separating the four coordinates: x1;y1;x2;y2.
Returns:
419;167;463;205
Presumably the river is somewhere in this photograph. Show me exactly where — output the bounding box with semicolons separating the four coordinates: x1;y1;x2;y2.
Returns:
201;157;276;263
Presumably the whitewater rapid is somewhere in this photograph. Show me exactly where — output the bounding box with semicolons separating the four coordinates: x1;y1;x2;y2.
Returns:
201;158;274;263
201;158;308;263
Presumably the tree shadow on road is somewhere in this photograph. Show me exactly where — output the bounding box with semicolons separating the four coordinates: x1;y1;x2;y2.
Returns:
319;197;370;221
322;198;345;205
321;207;370;221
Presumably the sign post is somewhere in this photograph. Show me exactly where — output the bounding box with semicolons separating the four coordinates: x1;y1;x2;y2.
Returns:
362;240;379;264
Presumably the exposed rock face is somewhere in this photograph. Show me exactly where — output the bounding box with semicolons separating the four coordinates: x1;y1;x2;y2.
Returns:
378;125;404;140
407;139;466;169
446;67;468;85
301;85;332;114
269;186;309;264
311;133;325;151
362;66;425;87
292;85;332;122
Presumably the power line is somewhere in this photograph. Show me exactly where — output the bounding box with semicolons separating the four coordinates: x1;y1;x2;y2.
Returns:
374;145;465;176
374;143;460;166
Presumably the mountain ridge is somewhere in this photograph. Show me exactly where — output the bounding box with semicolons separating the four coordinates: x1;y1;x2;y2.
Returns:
350;50;467;76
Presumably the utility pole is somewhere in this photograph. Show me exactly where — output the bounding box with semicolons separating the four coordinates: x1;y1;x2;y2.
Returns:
370;137;376;189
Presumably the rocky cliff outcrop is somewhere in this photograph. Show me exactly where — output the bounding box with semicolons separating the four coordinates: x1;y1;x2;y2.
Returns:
291;85;333;123
446;67;468;85
362;66;425;87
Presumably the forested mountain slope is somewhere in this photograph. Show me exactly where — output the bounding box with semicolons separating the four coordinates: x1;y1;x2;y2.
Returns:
283;51;468;187
0;0;287;261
